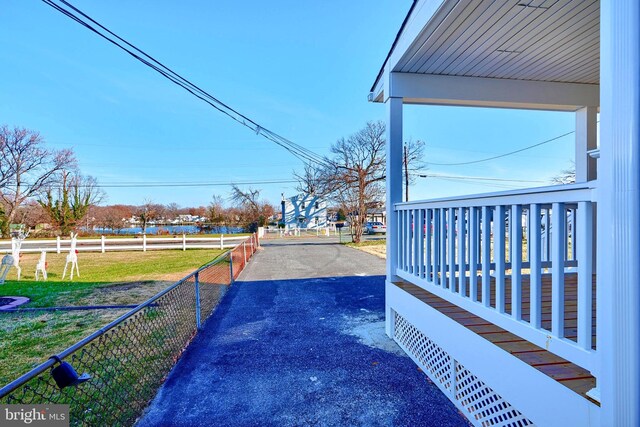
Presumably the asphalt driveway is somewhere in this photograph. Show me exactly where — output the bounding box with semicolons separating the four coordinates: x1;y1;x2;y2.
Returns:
138;238;467;427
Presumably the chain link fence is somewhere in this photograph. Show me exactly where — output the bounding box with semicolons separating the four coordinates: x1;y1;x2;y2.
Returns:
0;235;259;426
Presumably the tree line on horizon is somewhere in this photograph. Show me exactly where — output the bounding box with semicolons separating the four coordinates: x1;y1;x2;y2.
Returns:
0;125;277;237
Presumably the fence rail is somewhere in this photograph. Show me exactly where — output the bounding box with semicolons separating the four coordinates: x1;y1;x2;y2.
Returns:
394;183;597;375
0;234;259;426
0;234;248;254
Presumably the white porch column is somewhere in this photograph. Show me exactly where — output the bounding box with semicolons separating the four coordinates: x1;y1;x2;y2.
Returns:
599;0;640;424
385;96;403;338
575;106;598;182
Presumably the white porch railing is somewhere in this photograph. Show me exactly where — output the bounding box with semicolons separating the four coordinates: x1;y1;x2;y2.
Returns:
394;182;597;375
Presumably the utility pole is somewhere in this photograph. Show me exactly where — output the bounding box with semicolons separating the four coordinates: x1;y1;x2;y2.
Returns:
404;144;409;201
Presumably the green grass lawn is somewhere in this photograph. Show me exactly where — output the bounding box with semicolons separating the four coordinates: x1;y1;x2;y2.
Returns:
0;249;225;386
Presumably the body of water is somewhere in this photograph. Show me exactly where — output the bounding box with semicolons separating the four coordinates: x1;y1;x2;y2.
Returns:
91;225;244;235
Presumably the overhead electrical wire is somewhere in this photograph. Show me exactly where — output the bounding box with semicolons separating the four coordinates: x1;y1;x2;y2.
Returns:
424;131;575;166
430;176;521;190
40;0;332;168
411;172;546;184
20;179;298;189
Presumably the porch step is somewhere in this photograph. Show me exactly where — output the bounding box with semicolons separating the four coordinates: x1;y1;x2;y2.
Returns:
392;280;598;405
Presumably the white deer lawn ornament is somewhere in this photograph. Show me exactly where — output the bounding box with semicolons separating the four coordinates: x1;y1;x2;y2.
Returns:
35;250;48;281
0;256;14;284
62;232;80;280
0;232;28;283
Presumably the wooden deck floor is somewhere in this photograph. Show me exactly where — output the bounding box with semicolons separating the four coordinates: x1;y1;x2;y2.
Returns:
394;274;597;404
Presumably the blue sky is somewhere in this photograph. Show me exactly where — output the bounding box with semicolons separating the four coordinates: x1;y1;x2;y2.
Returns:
0;1;575;207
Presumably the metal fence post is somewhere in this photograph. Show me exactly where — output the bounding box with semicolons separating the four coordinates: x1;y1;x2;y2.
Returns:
229;253;234;284
195;272;201;330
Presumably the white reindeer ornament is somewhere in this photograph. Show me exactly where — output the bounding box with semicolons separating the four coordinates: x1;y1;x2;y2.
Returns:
35;250;48;281
62;232;80;280
0;232;28;283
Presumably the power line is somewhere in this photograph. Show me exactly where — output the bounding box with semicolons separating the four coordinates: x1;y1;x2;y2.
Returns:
22;179;298;189
424;131;575;166
40;0;333;169
412;172;546;184
430;176;521;190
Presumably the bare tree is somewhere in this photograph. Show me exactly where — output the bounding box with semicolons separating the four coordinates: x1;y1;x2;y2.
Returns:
165;202;180;221
137;199;157;234
38;171;105;235
208;195;226;225
230;185;274;232
0;125;75;236
13;201;48;232
321;121;386;243
93;204;132;234
294;164;323;195
404;138;427;201
551;162;576;185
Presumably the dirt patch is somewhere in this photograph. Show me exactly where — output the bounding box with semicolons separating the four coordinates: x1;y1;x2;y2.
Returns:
83;281;175;307
352;245;386;259
96;281;157;292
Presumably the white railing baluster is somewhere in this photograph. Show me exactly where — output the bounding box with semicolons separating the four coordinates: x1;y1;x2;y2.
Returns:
397;210;403;272
577;202;593;349
524;208;530;263
448;208;456;292
440;208;447;288
469;207;478;302
544;208;551;262
415;209;424;278
570;207;577;261
482;206;491;307
433;209;441;286
425;209;432;281
529;204;542;329
401;210;409;271
407;210;413;273
403;210;408;273
551;202;566;338
458;207;467;297
495;206;506;313
404;210;413;273
511;205;523;320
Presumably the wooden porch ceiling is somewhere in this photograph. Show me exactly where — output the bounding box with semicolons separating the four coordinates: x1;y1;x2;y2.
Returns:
371;0;600;100
397;0;599;84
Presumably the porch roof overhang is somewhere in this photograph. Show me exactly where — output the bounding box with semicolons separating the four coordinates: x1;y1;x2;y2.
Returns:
371;0;600;111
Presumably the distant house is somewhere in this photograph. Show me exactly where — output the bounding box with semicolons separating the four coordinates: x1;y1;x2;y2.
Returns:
281;194;327;230
366;206;386;224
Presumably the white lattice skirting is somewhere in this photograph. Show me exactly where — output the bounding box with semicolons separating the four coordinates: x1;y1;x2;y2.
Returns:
393;311;534;427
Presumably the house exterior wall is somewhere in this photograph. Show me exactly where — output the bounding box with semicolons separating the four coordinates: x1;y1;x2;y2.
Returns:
282;194;327;229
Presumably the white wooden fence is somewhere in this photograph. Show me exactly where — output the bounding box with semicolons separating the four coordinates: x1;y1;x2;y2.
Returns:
0;234;249;254
395;182;597;376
